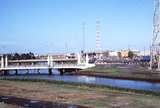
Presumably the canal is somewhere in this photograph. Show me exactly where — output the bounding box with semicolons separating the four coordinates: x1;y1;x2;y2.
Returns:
1;69;160;93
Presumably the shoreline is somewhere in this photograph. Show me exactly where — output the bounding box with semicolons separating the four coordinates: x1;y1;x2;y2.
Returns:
1;78;160;108
72;71;160;83
1;77;160;96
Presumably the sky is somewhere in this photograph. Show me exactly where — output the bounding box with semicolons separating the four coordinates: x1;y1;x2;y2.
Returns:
0;0;153;54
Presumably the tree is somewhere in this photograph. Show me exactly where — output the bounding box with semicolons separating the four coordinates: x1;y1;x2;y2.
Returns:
128;51;134;59
7;52;35;60
118;52;121;58
14;53;20;60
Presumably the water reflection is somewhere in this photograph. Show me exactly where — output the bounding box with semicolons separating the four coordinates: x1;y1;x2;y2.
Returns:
77;76;96;83
1;69;160;93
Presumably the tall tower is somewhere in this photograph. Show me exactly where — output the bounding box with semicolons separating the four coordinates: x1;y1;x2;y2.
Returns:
150;0;160;69
96;20;102;53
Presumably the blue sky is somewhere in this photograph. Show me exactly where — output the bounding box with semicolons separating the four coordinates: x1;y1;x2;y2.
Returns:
0;0;153;54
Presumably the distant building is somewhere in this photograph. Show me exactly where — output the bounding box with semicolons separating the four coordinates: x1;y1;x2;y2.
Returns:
120;50;129;58
109;51;118;57
138;51;150;56
101;51;109;57
131;50;140;56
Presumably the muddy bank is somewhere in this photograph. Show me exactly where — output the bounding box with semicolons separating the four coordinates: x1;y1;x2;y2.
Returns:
72;71;160;83
0;95;90;108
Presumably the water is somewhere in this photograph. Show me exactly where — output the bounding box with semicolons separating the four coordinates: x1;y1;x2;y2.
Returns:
1;69;160;93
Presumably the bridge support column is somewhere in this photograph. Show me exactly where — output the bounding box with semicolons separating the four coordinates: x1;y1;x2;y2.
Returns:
15;69;18;75
1;56;4;68
37;69;40;74
5;56;8;68
48;68;52;75
86;54;89;66
31;63;34;66
59;69;65;75
4;70;9;76
26;69;29;75
47;55;50;67
47;55;54;67
77;53;81;64
50;56;53;67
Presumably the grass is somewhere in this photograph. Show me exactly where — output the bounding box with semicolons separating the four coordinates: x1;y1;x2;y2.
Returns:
79;66;160;83
79;99;107;107
81;67;121;74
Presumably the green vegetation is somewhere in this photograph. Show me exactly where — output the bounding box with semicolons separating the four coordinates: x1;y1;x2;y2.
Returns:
128;51;134;59
7;52;35;60
81;67;121;74
80;99;106;107
79;66;160;82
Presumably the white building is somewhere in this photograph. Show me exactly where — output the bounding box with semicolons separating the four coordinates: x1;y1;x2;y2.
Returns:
138;50;150;56
109;51;118;57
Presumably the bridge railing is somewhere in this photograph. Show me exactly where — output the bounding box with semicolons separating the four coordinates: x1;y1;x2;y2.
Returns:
2;63;87;68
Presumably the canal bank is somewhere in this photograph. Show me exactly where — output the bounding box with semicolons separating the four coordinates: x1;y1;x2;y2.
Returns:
0;79;160;108
72;71;160;83
75;65;160;83
1;75;160;95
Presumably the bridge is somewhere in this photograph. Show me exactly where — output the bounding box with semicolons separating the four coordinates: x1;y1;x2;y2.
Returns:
0;54;95;75
8;58;77;63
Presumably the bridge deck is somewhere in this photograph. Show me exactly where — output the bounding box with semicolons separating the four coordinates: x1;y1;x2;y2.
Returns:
8;59;77;63
0;64;95;71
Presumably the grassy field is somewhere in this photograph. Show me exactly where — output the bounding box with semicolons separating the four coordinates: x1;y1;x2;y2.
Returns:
81;67;120;73
0;79;160;108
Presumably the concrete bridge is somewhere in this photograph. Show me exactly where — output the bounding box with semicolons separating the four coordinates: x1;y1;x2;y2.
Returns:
0;54;95;75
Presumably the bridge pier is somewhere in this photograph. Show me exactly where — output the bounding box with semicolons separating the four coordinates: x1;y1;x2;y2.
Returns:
3;70;9;76
5;56;8;68
86;54;89;66
59;69;65;75
15;69;18;75
26;69;29;75
48;68;52;75
77;53;81;64
37;69;40;74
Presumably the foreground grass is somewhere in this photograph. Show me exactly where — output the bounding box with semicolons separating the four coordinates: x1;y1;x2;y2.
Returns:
0;79;160;108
